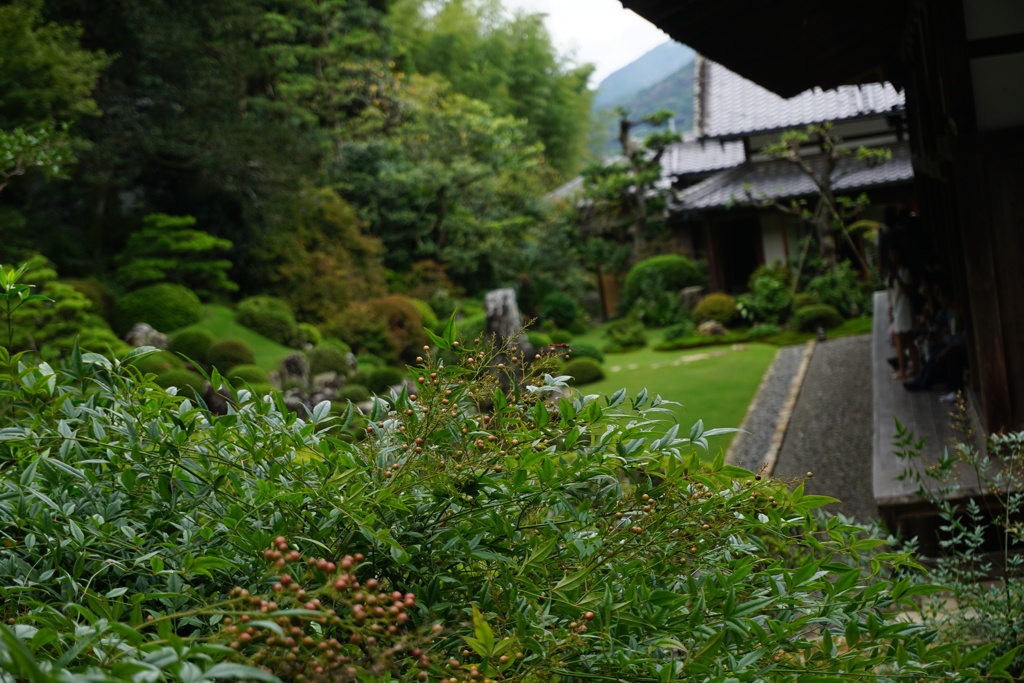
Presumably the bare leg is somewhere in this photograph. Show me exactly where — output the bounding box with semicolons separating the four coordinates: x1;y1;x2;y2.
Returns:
892;333;909;379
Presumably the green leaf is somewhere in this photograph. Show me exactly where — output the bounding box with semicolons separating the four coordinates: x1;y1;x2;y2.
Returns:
518;537;557;575
199;663;282;682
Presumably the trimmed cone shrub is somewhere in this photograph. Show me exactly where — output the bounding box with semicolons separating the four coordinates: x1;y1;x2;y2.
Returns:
307;339;353;376
792;304;843;332
170;328;215;365
227;364;270;388
563;357;605;385
116;283;202;333
693;292;737;324
153;368;206;393
236;296;301;347
367;366;405;394
208;338;255;372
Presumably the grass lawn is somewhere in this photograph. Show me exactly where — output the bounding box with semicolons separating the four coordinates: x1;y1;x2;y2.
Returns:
570;327;779;454
173;305;294;370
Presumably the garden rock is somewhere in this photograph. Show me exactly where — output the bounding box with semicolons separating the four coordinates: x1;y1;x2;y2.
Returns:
280;352;310;387
125;323;169;350
697;320;728;337
312;372;343;393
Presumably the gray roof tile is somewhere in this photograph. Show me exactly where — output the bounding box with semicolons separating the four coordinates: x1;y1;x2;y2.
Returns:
697;58;905;139
674;141;913;211
661;139;746;176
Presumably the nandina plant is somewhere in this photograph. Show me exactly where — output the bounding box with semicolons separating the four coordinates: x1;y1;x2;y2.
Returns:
0;268;1018;682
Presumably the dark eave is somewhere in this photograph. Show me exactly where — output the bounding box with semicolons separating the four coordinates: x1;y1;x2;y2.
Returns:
619;0;912;98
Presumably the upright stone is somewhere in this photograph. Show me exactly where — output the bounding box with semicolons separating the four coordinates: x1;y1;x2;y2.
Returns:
485;288;529;352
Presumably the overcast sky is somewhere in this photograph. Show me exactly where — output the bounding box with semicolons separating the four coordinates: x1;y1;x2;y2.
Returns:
500;0;670;85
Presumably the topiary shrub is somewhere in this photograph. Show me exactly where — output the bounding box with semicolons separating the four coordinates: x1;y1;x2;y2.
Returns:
539;292;582;330
169;328;215;365
549;329;572;344
792;292;820;312
208;338;255;372
236;296;301;347
131;350;184;377
526;331;552;350
226;364;270;388
298;322;322;347
355;353;385;369
307;339;353;376
116;282;202;333
367;366;406;395
563;357;605;386
604;318;647;351
692;292;737;324
339;384;370;404
566;343;604;363
153;368;206;393
623;255;706;326
792;304;843;332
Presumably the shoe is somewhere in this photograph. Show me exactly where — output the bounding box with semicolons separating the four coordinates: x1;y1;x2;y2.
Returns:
939;391;957;403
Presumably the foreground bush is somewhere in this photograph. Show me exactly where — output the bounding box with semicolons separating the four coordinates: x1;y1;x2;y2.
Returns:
0;301;1014;682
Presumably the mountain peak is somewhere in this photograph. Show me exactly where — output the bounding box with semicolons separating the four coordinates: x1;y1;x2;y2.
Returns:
594;41;696;111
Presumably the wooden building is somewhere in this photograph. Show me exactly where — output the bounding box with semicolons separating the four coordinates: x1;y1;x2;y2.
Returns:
621;0;1024;434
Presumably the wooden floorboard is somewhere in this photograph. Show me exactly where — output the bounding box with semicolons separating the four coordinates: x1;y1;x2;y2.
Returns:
871;291;989;521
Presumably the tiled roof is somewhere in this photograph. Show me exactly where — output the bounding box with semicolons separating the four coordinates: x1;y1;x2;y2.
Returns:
697;57;905;139
674;141;913;211
661;139;745;176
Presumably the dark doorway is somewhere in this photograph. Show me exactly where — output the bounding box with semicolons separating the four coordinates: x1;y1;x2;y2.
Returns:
714;218;761;292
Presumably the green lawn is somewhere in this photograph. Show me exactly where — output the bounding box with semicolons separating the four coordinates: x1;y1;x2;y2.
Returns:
570;327;779;454
173;305;294;370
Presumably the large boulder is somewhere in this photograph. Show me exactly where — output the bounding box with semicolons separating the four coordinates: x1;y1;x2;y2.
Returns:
124;323;169;350
697;320;728;337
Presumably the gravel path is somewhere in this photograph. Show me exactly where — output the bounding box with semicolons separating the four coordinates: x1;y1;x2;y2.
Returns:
727;335;877;525
773;335;877;524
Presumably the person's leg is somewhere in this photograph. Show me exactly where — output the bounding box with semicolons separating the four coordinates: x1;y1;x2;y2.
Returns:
893;332;909;379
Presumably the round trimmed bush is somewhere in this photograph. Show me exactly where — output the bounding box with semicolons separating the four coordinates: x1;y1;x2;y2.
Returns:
792;304;842;332
208;338;255;372
692;293;737;324
567;343;604;363
226;364;270;388
236;296;301;347
170;328;215;365
117;283;202;333
154;368;206;393
298;322;322;347
355;353;385;369
624;255;705;307
340;384;370;404
563;357;605;386
539;292;582;329
526;331;552;349
307;339;353;376
792;292;820;312
367;366;405;394
549;329;572;344
131;350;184;377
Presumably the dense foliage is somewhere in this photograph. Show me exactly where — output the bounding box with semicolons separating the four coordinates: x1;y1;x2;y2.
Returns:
1;309;1019;680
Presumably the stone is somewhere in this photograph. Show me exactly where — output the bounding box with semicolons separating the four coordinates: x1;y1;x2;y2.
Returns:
279;353;310;387
697;320;728;337
124;323;169;350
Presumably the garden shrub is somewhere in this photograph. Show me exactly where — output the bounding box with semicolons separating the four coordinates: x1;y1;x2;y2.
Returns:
307;338;354;376
737;275;793;324
746;261;792;292
131;350;184;376
563;357;605;385
549;329;572;344
355;352;385;369
567;342;604;363
117;282;202;333
692;292;737;324
455;312;488;344
806;261;864;317
339;383;370;404
226;364;270;388
0;314;1014;683
792;303;843;332
604;317;646;351
298;322;322;347
153;367;206;393
623;254;705;307
329;295;424;362
526;331;552;349
662;319;696;341
367;365;405;394
749;323;783;338
538;291;582;329
208;337;255;371
407;297;439;331
169;328;215;365
65;278;116;324
792;291;820;311
236;295;302;347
